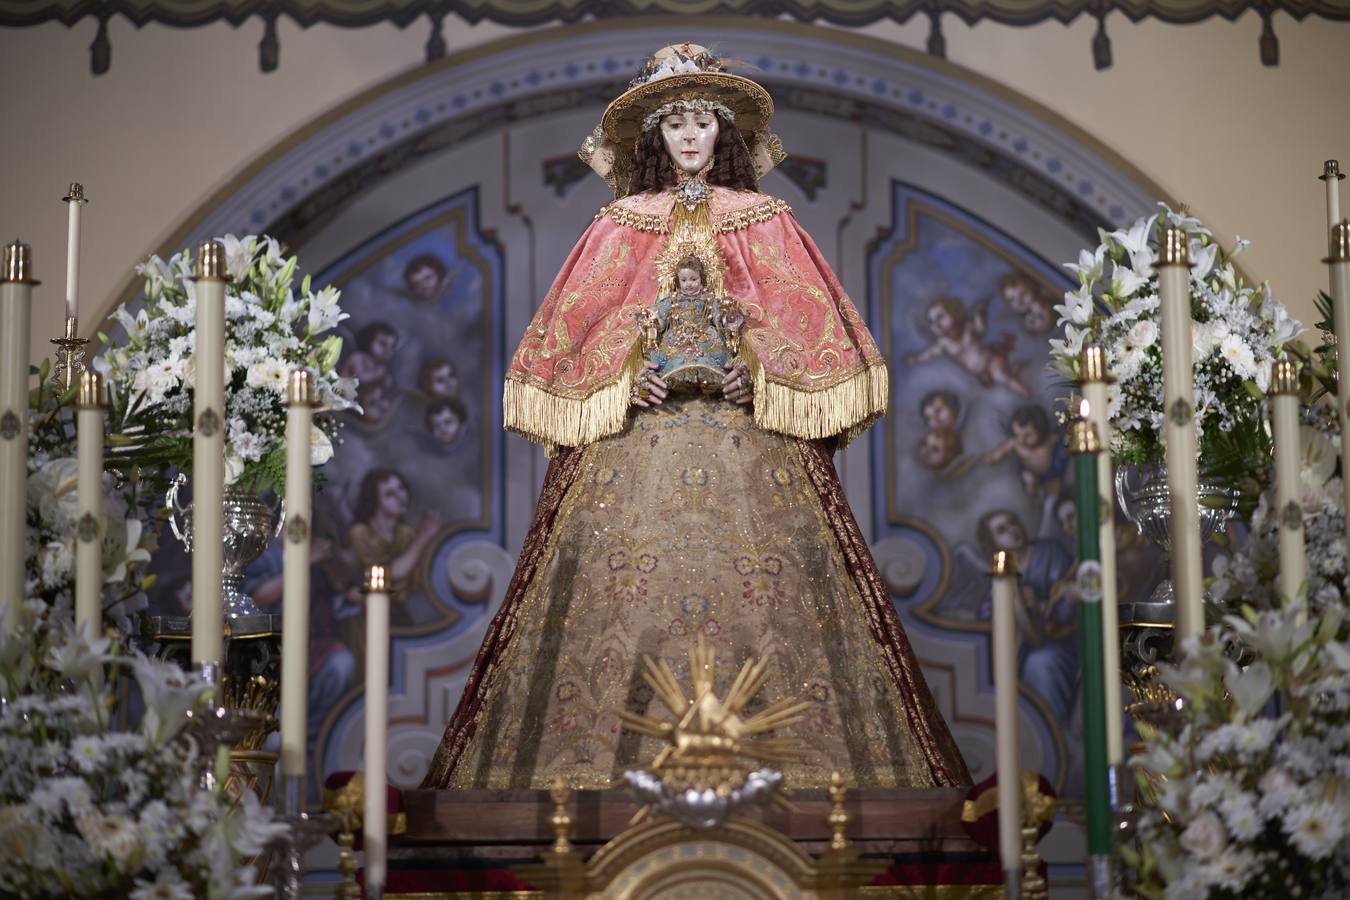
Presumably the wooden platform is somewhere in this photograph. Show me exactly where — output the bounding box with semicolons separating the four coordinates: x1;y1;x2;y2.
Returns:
398;787;983;857
380;787;1008;898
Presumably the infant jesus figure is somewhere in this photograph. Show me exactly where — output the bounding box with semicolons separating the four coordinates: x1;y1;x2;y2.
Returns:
635;254;748;402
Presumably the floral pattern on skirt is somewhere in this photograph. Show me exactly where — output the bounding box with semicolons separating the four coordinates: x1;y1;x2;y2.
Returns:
432;396;968;790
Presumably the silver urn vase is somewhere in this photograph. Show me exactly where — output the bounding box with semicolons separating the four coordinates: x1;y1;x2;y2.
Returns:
1114;461;1239;626
167;475;283;619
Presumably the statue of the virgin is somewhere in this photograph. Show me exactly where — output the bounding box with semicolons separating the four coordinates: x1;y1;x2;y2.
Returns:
422;43;971;791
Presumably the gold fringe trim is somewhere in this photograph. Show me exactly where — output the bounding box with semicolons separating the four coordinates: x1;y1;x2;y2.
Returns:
741;344;888;448
503;341;645;448
714;197;791;233
597;204;668;233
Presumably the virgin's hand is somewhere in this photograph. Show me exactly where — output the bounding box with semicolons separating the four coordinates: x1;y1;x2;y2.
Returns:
631;359;669;408
722;365;753;405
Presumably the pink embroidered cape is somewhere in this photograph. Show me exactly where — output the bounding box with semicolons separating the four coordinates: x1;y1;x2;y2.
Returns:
504;185;888;447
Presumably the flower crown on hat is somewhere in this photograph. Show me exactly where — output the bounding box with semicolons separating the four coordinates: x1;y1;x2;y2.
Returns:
578;42;786;199
628;43;724;89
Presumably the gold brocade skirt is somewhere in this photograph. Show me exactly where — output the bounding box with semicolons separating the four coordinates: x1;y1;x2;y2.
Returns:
437;395;959;791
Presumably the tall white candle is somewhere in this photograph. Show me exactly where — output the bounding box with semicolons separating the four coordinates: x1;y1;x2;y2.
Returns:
76;372;106;635
1269;360;1306;611
364;565;390;892
1322;161;1344;238
1156;226;1204;643
1080;347;1123;767
990;550;1022;878
1327;222;1350;546
0;242;36;632
191;241;227;670
62;183;85;322
280;371;315;778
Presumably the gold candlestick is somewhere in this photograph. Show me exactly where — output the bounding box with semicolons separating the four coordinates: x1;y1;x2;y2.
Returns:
549;776;574;856
827;771;851;852
1019;771;1056;900
50;315;89;392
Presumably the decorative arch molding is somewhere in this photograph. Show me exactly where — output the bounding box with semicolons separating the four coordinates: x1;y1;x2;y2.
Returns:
102;16;1172;328
6;1;1336;74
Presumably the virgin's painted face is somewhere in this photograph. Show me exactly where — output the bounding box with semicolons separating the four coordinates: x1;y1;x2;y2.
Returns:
660;110;720;176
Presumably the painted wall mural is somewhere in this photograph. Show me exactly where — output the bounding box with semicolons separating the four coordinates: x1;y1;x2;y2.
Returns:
303;188;509;793
146;187;510;798
868;182;1160;804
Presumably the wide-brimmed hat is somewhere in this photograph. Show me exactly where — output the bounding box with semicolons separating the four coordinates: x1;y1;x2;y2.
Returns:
580;43;786;198
600;43;774;142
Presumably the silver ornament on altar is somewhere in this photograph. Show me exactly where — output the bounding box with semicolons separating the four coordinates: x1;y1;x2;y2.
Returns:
167;474;283;618
1115;461;1238;624
623;767;783;830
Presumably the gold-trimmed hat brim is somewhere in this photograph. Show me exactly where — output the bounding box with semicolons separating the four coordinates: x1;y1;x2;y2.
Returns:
601;71;774;144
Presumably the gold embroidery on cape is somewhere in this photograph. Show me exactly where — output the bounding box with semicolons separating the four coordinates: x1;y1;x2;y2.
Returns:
600;204;668;234
713;197;792;233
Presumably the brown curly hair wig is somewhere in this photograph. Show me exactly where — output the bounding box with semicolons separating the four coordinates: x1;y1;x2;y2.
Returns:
627;118;760;195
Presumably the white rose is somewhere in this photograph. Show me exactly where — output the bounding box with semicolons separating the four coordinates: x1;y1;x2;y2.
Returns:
1218;334;1256;380
224;453;245;486
310;428;334;467
1179;811;1228;860
31;457;81;530
1129;319;1158;350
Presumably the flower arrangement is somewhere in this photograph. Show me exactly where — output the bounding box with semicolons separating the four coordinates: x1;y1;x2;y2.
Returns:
1125;596;1350;899
98;234;357;494
25;360;155;631
0;598;289;898
1049;204;1301;483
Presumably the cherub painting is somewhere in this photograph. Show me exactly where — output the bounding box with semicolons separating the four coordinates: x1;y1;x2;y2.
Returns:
998;272;1057;335
903;297;1031;397
982;404;1068;500
916;390;966;472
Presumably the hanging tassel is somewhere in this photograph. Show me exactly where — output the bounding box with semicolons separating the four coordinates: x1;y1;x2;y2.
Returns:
926;9;945;59
259;13;279;73
425;11;447;62
90;14;110;76
1092;12;1112;71
1259;9;1279;67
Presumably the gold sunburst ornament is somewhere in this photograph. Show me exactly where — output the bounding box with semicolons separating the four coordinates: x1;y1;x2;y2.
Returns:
618;636;810;828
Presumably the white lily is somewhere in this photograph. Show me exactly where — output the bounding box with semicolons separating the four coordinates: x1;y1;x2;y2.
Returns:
126;654;208;744
1054;285;1094;326
1112;214;1158;273
1190;241;1218;281
1064;246;1105;285
217;234;256;283
1109;263;1149;300
44;622;111;681
103;517;152;583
